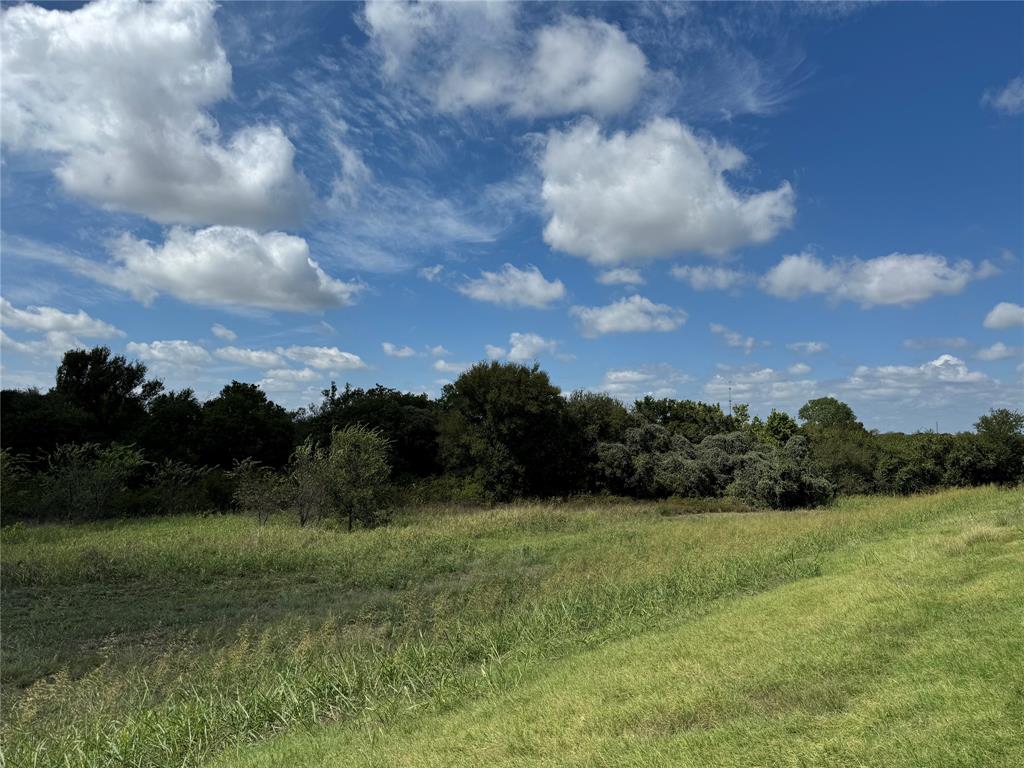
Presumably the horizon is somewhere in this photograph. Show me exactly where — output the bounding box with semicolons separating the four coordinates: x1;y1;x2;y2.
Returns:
2;0;1022;432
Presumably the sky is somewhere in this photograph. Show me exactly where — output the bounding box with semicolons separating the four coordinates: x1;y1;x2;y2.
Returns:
1;0;1022;433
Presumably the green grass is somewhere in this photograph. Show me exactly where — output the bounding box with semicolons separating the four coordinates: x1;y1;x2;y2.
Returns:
2;487;1021;767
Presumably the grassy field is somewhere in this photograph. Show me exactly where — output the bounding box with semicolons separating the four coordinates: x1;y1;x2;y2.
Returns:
2;487;1021;767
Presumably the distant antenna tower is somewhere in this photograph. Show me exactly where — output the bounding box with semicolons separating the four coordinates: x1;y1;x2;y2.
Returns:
728;379;733;417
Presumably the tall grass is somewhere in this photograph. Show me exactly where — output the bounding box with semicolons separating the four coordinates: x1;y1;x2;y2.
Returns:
1;488;1016;767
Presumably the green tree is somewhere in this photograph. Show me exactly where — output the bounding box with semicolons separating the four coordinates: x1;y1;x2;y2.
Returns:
438;362;572;499
974;408;1024;484
138;389;203;464
199;382;294;469
798;397;859;429
328;425;392;531
54;346;163;442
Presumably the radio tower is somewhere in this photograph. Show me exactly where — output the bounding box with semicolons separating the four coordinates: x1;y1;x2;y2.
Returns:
728;379;733;418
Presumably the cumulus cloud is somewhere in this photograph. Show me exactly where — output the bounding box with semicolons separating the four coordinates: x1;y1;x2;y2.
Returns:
709;323;761;354
982;76;1024;115
108;226;361;312
434;359;470;374
458;264;565;308
983;302;1024;329
382;342;416;358
841;354;990;403
0;0;309;227
257;368;322;394
0;298;123;358
599;365;693;400
788;363;811;375
760;252;981;306
427;345;450;357
671;265;750;291
786;340;829;355
211;324;237;342
1;297;122;339
214;347;284;369
976;342;1021;362
279;345;366;371
125;340;212;370
364;3;648;118
418;264;445;282
571;295;687;337
485;332;562;362
597;268;645;286
540;118;795;265
704;366;818;409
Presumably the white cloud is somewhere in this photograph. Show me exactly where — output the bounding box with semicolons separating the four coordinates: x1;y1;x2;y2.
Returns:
599;364;693;400
1;297;122;338
976;342;1021;362
786;340;829;355
788;363;811;375
709;323;761;354
597;268;645;286
704;366;818;409
0;0;309;227
761;252;979;306
257;367;322;394
982;76;1024;115
841;354;990;403
484;332;562;362
434;359;470;374
108;226;361;312
211;323;237;341
382;342;416;358
279;345;366;371
984;302;1024;329
126;340;211;370
540;118;794;265
214;347;284;369
571;295;687;337
364;4;648;118
427;345;450;357
458;264;565;309
1;330;86;359
671;265;749;291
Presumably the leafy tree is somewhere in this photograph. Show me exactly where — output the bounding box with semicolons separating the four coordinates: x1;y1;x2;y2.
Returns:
798;397;859;429
41;443;148;520
633;396;737;443
296;383;439;477
728;436;834;509
229;458;288;523
0;388;90;464
798;397;876;494
974;408;1024;484
566;391;633;491
54;346;163;442
328;425;392;530
137;389;203;464
199;382;294;469
288;437;334;526
761;409;799;446
438;362;572;499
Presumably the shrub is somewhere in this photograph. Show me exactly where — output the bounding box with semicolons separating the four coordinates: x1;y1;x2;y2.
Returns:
228;458;288;523
40;443;148;520
149;459;212;515
328;425;392;530
728;440;834;509
288;438;334;526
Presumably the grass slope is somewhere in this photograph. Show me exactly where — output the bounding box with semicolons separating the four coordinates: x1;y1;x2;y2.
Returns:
2;488;1021;767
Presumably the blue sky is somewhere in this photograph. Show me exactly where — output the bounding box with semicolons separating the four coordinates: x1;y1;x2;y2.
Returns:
1;0;1022;432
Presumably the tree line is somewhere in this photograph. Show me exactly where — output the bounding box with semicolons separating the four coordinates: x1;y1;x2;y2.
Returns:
2;346;1021;524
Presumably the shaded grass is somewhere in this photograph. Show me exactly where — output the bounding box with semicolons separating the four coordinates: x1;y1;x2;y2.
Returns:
1;488;1020;767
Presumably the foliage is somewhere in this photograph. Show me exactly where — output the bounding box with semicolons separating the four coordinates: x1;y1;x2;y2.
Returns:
137;389;204;464
798;396;860;429
728;436;835;509
39;443;148;520
327;425;392;530
200;382;294;469
438;362;573;499
148;459;212;516
296;383;440;477
54;346;164;442
633;396;741;443
288;438;334;526
228;458;289;523
974;408;1024;484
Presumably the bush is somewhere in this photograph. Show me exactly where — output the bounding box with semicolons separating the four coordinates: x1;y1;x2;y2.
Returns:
728;439;834;509
228;458;289;523
328;425;392;530
288;438;334;526
40;443;148;520
149;459;212;515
